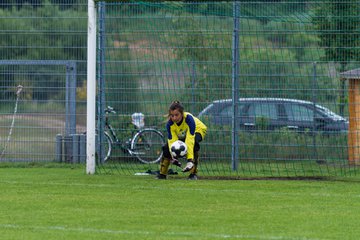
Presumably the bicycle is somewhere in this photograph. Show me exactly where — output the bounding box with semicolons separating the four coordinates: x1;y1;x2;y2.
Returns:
99;106;165;164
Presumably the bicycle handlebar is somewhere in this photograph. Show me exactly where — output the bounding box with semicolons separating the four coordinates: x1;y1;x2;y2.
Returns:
105;106;116;114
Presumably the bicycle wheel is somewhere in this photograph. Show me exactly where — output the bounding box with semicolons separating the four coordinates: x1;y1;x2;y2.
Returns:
130;128;165;164
83;131;112;163
100;131;112;163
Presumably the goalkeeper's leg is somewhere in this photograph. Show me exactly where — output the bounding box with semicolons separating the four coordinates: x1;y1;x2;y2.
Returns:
188;133;202;180
159;158;170;176
156;144;171;179
189;151;199;175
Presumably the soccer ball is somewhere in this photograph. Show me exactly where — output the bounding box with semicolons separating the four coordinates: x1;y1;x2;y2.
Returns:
170;140;187;159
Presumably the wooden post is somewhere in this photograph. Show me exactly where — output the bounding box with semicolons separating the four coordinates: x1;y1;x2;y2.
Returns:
348;78;360;165
340;68;360;165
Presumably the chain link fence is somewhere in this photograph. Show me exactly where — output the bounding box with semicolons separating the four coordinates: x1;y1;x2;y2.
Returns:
1;1;360;177
0;1;87;163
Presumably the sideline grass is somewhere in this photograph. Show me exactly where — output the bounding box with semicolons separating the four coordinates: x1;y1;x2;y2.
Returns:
1;166;360;239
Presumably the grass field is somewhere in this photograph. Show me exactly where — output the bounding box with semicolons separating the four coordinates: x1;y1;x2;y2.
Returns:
1;165;360;240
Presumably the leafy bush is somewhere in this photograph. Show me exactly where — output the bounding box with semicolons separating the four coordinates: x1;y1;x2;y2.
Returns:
203;124;348;164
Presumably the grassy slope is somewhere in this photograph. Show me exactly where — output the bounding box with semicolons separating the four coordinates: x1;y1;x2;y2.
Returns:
0;167;360;239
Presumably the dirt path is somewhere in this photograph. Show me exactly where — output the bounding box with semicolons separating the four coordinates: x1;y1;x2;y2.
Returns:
0;114;86;133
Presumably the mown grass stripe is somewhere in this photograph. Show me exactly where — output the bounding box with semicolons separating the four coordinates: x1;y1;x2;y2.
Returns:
0;224;324;240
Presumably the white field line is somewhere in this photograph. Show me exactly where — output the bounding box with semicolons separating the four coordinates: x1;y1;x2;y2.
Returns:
0;223;325;240
0;179;357;199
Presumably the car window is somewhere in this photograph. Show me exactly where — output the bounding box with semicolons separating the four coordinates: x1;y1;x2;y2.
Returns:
284;104;314;122
199;103;214;116
315;105;345;121
219;104;245;117
248;103;278;119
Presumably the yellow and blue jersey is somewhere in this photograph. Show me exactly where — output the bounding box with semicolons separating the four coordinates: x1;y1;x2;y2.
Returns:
166;112;207;160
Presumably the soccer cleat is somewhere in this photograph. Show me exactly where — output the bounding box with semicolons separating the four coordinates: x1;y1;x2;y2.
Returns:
155;174;167;179
171;159;182;168
182;161;194;172
188;173;198;180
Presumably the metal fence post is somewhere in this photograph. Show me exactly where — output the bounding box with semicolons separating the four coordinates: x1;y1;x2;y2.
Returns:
63;135;72;163
231;1;240;171
55;134;63;162
71;134;79;163
312;62;319;162
97;1;106;164
65;61;77;136
79;134;86;163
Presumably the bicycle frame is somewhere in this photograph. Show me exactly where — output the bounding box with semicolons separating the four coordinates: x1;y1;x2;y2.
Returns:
105;122;130;152
104;113;143;155
106;123;156;156
101;106;165;164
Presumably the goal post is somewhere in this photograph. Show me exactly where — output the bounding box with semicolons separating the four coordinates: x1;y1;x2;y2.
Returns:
86;0;97;174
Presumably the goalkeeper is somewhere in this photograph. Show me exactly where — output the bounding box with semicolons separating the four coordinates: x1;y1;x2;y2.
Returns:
157;100;207;180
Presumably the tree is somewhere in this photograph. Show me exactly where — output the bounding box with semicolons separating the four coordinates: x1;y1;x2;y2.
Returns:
0;1;87;101
312;1;360;115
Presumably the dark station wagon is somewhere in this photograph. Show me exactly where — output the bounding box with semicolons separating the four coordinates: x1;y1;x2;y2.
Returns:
198;98;348;133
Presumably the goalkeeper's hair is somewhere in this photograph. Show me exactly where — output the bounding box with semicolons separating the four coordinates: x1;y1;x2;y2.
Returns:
168;100;184;116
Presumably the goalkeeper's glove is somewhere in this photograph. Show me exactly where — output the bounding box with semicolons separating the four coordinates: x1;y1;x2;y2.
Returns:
171;158;182;168
182;160;194;172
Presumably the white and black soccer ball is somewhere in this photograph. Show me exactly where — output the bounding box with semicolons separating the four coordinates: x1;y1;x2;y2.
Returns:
170;140;187;159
